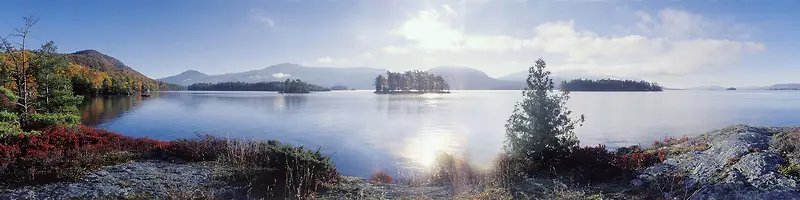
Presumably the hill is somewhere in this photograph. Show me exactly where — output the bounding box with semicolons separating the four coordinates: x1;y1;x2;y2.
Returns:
159;70;209;86
426;66;522;90
66;50;182;94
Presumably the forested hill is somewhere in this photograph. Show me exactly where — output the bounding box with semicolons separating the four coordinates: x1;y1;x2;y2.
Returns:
560;79;663;91
66;50;183;95
187;80;330;93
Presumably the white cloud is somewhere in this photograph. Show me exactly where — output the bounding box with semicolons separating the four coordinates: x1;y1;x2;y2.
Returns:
272;73;290;78
360;52;374;57
315;57;349;65
250;9;275;28
316;57;333;64
382;6;764;77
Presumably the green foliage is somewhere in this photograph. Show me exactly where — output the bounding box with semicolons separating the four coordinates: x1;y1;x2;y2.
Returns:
27;113;80;130
560;78;663;91
0;110;18;123
504;58;584;172
778;164;800;179
0;121;23;137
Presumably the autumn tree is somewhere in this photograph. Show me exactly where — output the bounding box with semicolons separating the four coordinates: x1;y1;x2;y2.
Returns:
0;16;81;132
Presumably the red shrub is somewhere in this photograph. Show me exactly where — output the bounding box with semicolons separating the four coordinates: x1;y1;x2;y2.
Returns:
369;171;393;184
612;152;660;171
0;125;169;188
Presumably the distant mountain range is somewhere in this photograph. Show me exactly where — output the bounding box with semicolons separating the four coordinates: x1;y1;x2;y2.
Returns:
159;63;800;91
159;64;527;90
683;84;800;90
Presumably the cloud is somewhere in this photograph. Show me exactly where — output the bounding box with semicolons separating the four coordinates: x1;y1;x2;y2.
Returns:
250;9;275;28
442;4;457;15
360;52;374;57
272;73;290;78
526;20;764;76
382;6;764;76
316;57;333;64
315;57;349;65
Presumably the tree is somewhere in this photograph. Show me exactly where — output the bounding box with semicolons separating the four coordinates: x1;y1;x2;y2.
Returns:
374;75;386;92
504;58;584;169
0;16;81;131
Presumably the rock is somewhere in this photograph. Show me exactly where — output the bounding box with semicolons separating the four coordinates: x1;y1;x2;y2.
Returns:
637;125;800;199
630;179;645;187
0;160;221;199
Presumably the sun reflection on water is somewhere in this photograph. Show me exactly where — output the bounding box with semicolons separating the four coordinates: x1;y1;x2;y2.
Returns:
401;128;462;169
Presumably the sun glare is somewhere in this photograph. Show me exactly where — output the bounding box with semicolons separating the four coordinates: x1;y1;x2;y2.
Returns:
401;128;461;168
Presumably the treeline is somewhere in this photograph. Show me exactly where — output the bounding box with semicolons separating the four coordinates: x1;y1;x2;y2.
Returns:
374;70;449;93
560;79;663;91
187;79;330;93
67;64;183;95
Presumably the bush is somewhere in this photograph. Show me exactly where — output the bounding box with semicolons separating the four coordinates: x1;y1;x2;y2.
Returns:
565;145;629;182
167;135;228;162
779;164;800;179
369;172;393;184
0;125;168;188
611;151;660;171
26;113;80;130
772;132;800;164
181;137;341;198
0;110;18;123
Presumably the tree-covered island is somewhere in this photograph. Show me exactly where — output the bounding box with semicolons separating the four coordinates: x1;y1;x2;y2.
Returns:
373;70;450;94
187;79;330;93
560;78;663;91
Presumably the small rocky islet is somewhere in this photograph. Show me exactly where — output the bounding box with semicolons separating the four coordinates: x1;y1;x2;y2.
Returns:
1;125;799;199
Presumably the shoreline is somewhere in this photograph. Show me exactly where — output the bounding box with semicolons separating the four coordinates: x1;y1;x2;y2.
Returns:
2;124;798;199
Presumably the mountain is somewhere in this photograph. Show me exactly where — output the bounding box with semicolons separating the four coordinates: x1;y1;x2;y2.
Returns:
760;83;800;90
161;64;525;90
68;50;146;76
160;63;386;89
159;70;210;86
427;66;522;90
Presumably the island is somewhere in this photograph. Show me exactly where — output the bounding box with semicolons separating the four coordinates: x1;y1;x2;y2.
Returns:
187;79;330;93
559;78;663;91
330;85;350;91
373;70;450;94
727;87;737;90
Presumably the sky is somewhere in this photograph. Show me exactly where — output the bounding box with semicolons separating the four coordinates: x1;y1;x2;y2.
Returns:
1;0;799;88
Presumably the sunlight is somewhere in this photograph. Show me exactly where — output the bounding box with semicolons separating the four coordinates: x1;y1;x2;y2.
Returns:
401;128;461;168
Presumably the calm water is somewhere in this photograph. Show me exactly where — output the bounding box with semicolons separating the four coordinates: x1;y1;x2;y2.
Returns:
78;90;800;177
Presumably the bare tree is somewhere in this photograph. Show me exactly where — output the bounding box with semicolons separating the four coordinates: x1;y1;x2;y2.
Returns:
0;16;40;121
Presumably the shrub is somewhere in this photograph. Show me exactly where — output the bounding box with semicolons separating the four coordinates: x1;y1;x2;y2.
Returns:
0;110;18;123
215;138;339;198
167;135;228;161
771;132;800;164
369;171;393;184
565;145;629;182
26;113;80;130
612;151;660;171
652;136;689;148
0;125;168;188
778;164;800;179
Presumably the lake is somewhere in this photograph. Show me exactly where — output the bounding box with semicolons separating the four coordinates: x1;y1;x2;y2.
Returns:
78;90;800;178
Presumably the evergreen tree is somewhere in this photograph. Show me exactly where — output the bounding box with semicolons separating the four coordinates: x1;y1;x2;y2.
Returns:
504;58;584;168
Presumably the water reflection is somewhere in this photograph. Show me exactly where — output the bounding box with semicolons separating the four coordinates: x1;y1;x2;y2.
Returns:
79;95;147;126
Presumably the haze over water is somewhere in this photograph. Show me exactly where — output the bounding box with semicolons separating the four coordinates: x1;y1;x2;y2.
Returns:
79;90;800;177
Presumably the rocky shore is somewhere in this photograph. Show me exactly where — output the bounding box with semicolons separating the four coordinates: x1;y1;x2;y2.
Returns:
2;125;799;199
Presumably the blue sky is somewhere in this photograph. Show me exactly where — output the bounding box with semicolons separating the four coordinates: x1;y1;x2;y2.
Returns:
1;0;798;88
